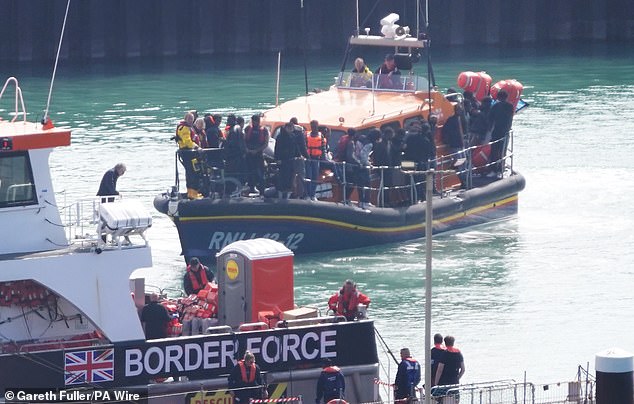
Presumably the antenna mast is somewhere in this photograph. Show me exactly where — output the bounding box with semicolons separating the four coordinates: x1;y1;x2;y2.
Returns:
43;0;71;125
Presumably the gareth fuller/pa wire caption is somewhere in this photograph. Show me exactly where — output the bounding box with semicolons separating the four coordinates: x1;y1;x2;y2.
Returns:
4;388;146;403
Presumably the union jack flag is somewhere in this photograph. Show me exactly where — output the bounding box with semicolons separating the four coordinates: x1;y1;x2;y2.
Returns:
64;348;114;385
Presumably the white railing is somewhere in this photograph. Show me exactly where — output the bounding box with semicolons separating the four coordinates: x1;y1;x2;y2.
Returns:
61;196;151;249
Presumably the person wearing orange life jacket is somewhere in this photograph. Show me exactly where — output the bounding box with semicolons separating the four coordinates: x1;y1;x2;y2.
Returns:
183;257;214;296
228;351;267;403
306;120;327;201
394;347;421;402
175;112;202;199
316;359;345;404
327;279;371;321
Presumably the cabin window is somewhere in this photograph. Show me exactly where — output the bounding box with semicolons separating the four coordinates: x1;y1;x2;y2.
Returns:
404;116;425;129
380;121;401;132
0;152;37;207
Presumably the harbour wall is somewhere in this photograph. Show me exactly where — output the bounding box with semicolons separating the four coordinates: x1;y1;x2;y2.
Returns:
1;0;633;63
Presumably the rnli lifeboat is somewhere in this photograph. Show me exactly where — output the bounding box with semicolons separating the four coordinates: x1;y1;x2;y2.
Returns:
153;13;527;265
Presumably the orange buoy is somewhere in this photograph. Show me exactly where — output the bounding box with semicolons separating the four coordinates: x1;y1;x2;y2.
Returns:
491;79;524;111
457;71;492;101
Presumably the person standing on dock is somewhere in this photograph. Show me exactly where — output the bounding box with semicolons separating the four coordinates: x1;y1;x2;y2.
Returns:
96;163;126;203
433;335;465;399
228;351;267;403
430;333;446;387
315;358;345;403
394;347;421;402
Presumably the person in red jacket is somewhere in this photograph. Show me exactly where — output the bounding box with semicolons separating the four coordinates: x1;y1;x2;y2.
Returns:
328;279;370;321
183;257;214;296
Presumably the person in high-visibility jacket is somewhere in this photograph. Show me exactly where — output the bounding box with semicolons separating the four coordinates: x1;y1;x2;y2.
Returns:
350;57;373;88
228;351;267;403
175;112;202;199
306;120;327;201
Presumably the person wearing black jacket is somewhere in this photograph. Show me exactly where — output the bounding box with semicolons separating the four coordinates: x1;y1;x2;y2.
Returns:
488;90;514;175
274;122;295;197
315;359;345;403
97;163;126;202
403;122;435;200
289;118;308;199
224;115;247;182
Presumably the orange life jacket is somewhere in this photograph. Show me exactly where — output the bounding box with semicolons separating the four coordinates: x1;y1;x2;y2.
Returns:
337;290;360;316
306;132;325;158
238;360;256;383
323;365;341;373
187;265;209;293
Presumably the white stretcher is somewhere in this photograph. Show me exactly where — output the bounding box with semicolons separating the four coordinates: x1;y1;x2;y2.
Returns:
97;199;152;246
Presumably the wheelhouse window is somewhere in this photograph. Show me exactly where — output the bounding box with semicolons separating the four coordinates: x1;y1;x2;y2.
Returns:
0;152;37;207
380;121;401;132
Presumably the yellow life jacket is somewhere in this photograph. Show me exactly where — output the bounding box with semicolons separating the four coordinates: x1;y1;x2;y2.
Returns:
176;123;196;149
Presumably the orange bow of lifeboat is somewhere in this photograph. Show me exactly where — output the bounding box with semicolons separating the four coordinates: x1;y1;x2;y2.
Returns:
457;71;492;101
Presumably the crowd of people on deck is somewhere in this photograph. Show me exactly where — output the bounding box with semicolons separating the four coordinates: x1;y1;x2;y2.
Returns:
172;80;514;204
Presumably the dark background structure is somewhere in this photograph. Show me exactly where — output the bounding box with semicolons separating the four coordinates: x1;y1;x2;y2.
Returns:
1;0;633;62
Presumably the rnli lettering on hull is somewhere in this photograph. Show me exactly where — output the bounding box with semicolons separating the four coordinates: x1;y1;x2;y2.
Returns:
123;329;337;380
209;232;305;251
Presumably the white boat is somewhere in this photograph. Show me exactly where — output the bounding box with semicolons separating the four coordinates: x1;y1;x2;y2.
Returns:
0;77;380;403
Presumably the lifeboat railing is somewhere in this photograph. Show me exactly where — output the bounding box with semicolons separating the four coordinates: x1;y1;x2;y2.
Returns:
308;130;515;207
191;129;515;207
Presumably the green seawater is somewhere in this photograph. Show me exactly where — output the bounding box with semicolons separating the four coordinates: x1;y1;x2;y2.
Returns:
2;42;634;385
